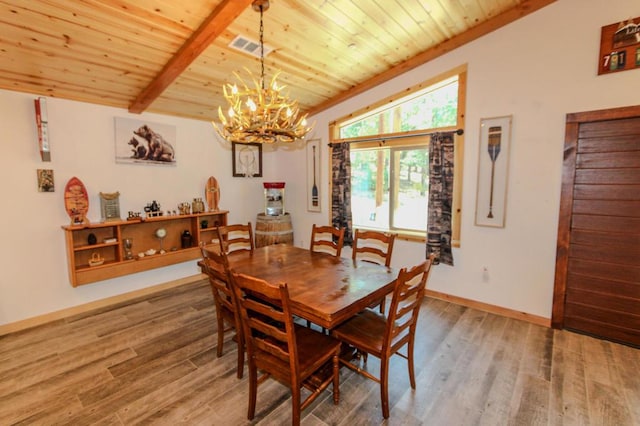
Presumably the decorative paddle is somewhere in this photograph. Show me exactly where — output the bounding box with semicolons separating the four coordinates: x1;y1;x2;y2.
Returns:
486;126;502;218
312;145;319;206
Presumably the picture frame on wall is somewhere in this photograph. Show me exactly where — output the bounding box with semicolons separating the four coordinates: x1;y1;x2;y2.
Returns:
36;168;54;192
598;16;640;75
232;142;262;177
306;139;321;212
474;115;512;228
114;117;176;165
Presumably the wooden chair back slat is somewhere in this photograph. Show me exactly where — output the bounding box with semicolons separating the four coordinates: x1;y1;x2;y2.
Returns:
229;268;342;425
231;272;299;370
200;244;244;378
352;229;396;312
218;222;255;254
351;229;396;267
331;254;435;419
384;256;433;353
200;247;234;311
310;224;345;257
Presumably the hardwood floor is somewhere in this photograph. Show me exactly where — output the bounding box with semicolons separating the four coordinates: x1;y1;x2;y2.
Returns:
1;279;639;425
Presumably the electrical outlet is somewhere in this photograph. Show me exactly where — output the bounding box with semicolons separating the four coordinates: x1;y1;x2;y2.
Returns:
482;266;490;283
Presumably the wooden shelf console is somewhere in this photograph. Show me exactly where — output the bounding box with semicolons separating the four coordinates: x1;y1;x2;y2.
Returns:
62;211;228;287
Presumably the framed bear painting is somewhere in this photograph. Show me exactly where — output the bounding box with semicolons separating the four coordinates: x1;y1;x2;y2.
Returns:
114;117;177;166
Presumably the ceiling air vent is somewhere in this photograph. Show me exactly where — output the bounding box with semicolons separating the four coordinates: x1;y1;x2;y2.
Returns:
229;35;274;58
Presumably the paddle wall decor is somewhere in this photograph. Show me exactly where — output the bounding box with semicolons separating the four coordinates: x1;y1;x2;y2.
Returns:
474;115;512;228
306;139;321;212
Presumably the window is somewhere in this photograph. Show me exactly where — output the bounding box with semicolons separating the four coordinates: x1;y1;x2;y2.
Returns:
351;140;429;233
331;66;466;244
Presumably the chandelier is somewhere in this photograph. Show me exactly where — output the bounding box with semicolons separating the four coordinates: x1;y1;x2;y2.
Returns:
213;0;312;144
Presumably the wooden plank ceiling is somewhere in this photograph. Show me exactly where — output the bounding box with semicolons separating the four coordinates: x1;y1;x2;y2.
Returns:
0;0;556;121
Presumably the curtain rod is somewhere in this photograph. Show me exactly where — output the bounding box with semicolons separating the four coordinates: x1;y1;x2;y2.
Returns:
327;128;464;147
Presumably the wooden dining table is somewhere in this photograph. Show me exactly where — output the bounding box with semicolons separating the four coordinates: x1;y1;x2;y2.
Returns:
217;244;398;330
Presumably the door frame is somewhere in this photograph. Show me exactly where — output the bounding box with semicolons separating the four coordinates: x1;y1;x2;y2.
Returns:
551;104;640;329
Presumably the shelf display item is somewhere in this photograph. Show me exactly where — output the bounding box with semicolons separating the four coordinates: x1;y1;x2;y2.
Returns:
64;176;89;226
264;182;285;216
192;198;205;214
181;230;193;248
178;202;191;215
205;176;220;211
144;200;162;218
155;227;167;252
99;191;121;222
88;253;104;267
123;238;134;260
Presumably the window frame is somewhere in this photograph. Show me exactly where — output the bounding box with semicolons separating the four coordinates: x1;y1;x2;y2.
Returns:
329;65;466;246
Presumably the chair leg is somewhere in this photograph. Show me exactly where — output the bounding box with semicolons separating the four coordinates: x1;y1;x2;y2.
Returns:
332;353;340;404
291;388;301;426
408;337;416;389
378;297;386;314
248;364;257;420
216;315;224;357
236;337;244;379
380;355;390;419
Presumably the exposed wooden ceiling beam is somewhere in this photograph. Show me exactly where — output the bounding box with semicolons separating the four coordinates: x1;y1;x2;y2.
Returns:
129;0;254;114
306;0;557;117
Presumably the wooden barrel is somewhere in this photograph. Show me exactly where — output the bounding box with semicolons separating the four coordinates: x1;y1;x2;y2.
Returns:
255;213;294;248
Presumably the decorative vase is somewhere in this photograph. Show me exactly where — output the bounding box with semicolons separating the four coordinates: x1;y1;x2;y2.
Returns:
181;230;192;249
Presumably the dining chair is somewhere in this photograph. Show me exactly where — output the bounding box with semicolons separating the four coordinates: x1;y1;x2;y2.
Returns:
309;224;345;257
200;244;244;378
229;270;341;426
330;255;434;419
351;229;396;313
217;222;255;255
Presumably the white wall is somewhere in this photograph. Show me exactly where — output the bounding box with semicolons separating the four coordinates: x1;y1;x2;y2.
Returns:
0;92;271;326
279;0;639;319
1;0;637;327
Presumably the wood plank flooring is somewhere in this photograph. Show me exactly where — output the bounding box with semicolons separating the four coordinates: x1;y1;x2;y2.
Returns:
1;279;639;425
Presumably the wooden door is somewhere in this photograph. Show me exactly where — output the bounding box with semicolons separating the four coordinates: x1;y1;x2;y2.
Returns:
552;105;640;347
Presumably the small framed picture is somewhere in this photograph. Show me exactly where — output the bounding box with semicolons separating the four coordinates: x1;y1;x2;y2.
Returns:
37;169;54;192
232;142;262;177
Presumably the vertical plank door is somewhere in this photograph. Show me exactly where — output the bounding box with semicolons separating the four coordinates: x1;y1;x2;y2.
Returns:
553;105;640;347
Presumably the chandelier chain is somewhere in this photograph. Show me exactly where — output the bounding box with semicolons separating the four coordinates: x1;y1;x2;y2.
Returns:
259;5;265;91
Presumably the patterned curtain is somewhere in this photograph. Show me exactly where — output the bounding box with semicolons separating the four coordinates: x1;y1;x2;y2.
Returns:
331;143;353;246
427;132;455;266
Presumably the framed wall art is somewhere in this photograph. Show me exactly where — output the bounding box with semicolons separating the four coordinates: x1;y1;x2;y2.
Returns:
598;16;640;75
114;117;176;165
474;115;512;228
232;142;262;177
306;139;321;212
36;168;54;192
